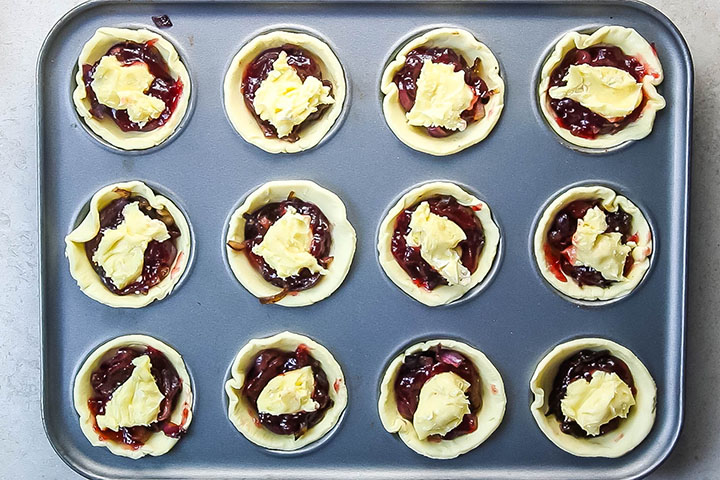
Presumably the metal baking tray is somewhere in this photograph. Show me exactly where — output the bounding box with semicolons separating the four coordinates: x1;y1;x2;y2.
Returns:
37;0;691;478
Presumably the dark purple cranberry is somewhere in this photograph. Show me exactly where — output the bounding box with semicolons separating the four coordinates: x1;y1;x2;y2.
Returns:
84;192;180;296
547;349;635;438
393;47;491;137
87;346;186;448
241;45;333;141
82;40;183;132
243;345;332;438
547;46;648;139
394;345;481;440
152;15;173;29
391;195;484;291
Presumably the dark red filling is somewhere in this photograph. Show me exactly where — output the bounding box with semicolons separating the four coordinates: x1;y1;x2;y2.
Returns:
82;40;183;132
395;345;481;441
544;199;634;288
547;349;636;438
393;47;491;137
391;195;485;290
84;190;180;295
239;196;332;300
243;344;332;438
87;346;186;449
242;45;333;141
547;46;648;139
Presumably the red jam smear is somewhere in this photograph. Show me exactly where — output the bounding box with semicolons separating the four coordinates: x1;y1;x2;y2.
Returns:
243;345;332;437
547;46;648;139
547;349;636;438
393;47;491;137
243;197;332;293
87;346;185;449
82;40;183;132
545;199;634;287
242;45;333;141
391;195;485;290
394;345;481;441
84;193;180;296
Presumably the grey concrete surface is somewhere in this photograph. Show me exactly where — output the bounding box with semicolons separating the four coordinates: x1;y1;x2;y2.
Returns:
0;0;717;478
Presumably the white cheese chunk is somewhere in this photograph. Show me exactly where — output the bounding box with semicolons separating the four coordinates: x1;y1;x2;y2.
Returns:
571;206;631;282
561;370;636;436
91;55;166;125
405;202;471;286
251;206;328;279
256;366;319;415
413;372;471;440
549;64;643;120
96;355;165;431
92;202;171;290
253;51;335;138
406;59;474;131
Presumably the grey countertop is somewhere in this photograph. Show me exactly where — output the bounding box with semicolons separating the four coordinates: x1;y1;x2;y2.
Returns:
1;0;717;478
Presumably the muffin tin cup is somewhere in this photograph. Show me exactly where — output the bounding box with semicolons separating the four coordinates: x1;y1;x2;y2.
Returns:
528;179;657;307
69;23;197;155
222;23;351;154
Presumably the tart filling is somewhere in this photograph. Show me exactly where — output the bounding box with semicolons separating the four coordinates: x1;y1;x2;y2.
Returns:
225;332;347;450
381;28;504;156
65;181;191;308
224;30;346;154
378;182;500;306
226;180;355;307
530;338;656;457
378;339;505;459
73;28;191;150
538;26;665;149
534;185;651;301
73;335;193;459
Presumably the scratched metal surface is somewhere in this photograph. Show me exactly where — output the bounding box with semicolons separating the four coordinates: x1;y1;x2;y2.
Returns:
36;1;690;478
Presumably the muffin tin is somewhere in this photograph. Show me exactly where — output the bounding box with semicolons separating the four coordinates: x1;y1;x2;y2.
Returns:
38;0;691;478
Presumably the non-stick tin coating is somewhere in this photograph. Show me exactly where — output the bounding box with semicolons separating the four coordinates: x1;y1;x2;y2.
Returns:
38;1;690;478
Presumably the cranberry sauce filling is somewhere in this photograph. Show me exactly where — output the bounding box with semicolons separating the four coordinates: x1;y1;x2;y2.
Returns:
395;345;482;441
547;46;647;139
545;199;634;287
82;40;183;132
391;195;485;290
547;349;636;438
87;346;185;449
243;345;332;438
393;47;491;137
241;196;332;296
242;45;333;141
84;190;180;296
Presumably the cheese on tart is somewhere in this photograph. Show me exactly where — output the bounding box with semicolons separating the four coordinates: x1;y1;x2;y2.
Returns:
225;332;348;451
378;339;506;459
405;60;475;131
72;27;191;150
377;182;500;306
73;334;193;459
381;28;504;156
533;185;652;302
65;181;191;308
250;206;329;279
252;51;335;138
224;30;346;154
538;26;665;150
560;371;635;437
226;180;356;307
530;338;656;458
95;355;165;431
